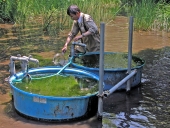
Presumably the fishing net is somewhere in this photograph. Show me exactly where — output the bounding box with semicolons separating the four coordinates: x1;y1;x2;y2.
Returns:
53;52;66;66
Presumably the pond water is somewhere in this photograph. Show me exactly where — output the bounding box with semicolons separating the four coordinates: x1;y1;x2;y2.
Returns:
0;16;170;128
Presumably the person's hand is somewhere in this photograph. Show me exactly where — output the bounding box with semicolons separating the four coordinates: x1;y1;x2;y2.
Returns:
73;35;83;42
62;44;67;53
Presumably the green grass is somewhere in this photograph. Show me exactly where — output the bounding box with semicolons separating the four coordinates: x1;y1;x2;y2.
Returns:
154;0;170;31
126;0;170;31
29;54;54;67
1;0;122;29
14;75;98;97
1;0;170;31
74;53;139;69
128;0;157;31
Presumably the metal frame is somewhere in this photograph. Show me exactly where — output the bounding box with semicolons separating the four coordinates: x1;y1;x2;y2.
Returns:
97;16;135;119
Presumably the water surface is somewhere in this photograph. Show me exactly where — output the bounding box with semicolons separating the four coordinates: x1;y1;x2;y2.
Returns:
0;16;170;128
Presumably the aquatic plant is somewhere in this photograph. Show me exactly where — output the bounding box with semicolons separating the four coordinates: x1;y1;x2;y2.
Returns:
14;75;98;97
154;0;170;31
2;0;121;29
0;0;15;23
74;53;138;69
1;0;170;32
0;0;123;63
124;0;170;31
127;0;157;31
28;54;54;67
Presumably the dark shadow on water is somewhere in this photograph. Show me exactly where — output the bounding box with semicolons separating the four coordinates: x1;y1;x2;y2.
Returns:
103;85;143;114
103;46;170;128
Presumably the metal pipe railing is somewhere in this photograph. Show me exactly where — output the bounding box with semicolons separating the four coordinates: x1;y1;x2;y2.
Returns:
22;55;39;65
97;16;134;119
103;69;137;97
127;16;134;92
9;56;29;76
9;55;39;76
97;22;105;119
70;42;86;57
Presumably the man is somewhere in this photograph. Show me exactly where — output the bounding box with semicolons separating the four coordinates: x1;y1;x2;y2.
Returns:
62;5;100;54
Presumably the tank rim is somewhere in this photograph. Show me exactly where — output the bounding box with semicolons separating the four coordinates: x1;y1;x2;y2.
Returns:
9;67;99;99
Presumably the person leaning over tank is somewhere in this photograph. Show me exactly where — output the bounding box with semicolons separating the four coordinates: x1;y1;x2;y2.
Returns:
61;5;100;54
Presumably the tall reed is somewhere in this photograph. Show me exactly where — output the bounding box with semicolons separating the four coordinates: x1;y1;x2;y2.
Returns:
0;0;122;56
128;0;157;31
155;0;170;31
1;0;170;32
3;0;121;31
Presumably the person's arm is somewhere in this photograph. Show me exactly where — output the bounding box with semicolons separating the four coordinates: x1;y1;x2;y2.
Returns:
62;21;79;53
62;36;73;53
73;31;92;42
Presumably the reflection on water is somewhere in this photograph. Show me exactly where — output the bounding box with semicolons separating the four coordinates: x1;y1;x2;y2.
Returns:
103;47;170;128
102;17;170;127
105;16;170;53
1;16;170;128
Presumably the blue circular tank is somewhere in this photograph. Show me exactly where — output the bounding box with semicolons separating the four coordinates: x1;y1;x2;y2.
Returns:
71;52;145;90
9;67;99;122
